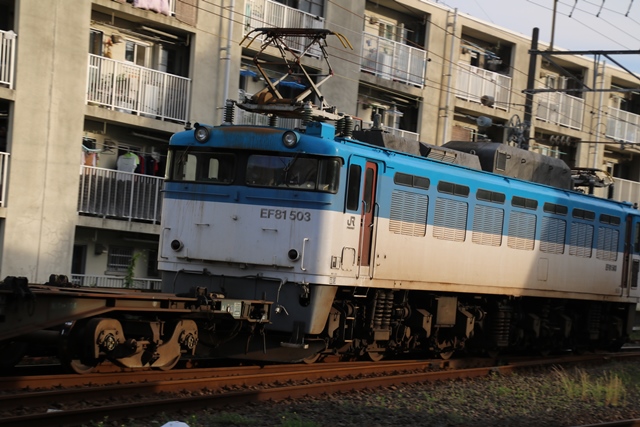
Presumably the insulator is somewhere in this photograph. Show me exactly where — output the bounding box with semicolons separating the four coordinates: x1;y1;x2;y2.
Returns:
269;114;278;127
335;117;345;136
302;102;313;126
224;99;236;124
343;115;353;138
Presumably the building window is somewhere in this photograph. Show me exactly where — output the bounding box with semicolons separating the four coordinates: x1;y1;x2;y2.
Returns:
108;246;134;272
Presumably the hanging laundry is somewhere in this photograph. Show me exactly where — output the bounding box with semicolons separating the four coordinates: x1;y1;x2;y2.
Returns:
117;152;140;173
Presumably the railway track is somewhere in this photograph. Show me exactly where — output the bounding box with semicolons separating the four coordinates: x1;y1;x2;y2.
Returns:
1;352;639;427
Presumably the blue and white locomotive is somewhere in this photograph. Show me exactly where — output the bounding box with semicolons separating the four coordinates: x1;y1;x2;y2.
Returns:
159;118;640;362
158;28;639;363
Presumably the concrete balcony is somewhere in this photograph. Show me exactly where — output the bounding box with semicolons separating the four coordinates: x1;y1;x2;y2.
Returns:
86;54;190;124
71;274;161;290
0;30;17;89
606;107;640;145
456;63;511;111
78;165;163;224
244;0;324;57
535;91;584;130
361;33;426;88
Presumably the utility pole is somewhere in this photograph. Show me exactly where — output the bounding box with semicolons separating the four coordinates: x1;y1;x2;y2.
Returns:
550;0;557;51
522;27;539;151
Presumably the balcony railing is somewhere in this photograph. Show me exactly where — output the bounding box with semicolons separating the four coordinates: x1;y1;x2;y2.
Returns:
611;177;640;207
86;54;190;124
456;63;511;111
361;33;426;88
235;104;303;129
0;30;17;89
78;165;163;224
535;91;584;130
0;152;8;207
71;274;161;290
606;107;640;144
361;120;420;141
244;0;324;57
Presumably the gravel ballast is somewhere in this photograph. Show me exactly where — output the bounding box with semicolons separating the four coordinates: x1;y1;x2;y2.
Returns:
119;358;640;427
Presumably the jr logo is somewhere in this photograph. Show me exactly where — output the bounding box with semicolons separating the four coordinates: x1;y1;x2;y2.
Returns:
347;216;356;229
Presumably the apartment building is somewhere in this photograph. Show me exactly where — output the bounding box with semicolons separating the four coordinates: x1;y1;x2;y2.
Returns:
0;0;639;287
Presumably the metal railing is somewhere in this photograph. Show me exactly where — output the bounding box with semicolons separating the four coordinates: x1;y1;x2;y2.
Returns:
455;63;511;110
78;165;163;224
360;120;420;141
86;54;190;123
244;0;324;57
535;91;584;130
235;104;303;129
0;152;8;207
611;177;640;207
361;33;426;88
606;107;640;145
0;30;17;89
71;274;161;290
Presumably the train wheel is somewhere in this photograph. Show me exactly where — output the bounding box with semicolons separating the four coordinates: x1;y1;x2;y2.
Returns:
64;358;97;374
366;351;385;362
155;355;181;371
302;352;321;364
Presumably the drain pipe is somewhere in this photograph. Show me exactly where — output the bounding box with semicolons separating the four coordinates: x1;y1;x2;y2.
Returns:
222;0;235;113
441;8;457;146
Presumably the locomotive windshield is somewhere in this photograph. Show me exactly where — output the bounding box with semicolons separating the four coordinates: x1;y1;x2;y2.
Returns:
170;149;235;184
168;148;341;193
246;154;341;193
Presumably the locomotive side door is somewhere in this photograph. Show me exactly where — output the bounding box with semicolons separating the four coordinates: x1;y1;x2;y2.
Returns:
623;214;640;298
345;157;378;269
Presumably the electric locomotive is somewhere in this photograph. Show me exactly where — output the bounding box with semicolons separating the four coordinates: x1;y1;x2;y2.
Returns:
158;28;639;363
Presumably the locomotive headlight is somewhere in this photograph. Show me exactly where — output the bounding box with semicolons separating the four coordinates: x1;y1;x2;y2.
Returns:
282;131;298;148
194;123;211;143
170;239;184;251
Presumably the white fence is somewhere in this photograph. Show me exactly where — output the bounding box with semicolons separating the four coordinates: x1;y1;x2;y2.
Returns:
456;63;511;111
244;0;324;57
86;54;190;123
78;165;163;223
535;91;584;130
71;274;161;290
360;120;420;141
0;30;16;89
0;152;8;207
606;107;640;145
361;33;426;88
611;177;640;207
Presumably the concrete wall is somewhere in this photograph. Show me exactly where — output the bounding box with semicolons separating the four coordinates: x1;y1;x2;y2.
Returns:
3;0;91;282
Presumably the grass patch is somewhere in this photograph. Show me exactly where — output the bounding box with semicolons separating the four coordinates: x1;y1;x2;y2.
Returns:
553;366;627;406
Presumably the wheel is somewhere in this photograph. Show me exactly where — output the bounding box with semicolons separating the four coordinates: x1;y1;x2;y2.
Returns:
64;358;98;374
302;352;321;364
155;355;181;371
366;351;385;362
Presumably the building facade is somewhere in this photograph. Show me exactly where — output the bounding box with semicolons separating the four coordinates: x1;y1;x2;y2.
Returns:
0;0;639;286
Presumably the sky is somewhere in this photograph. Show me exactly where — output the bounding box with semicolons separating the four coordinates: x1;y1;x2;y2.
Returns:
430;0;640;73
